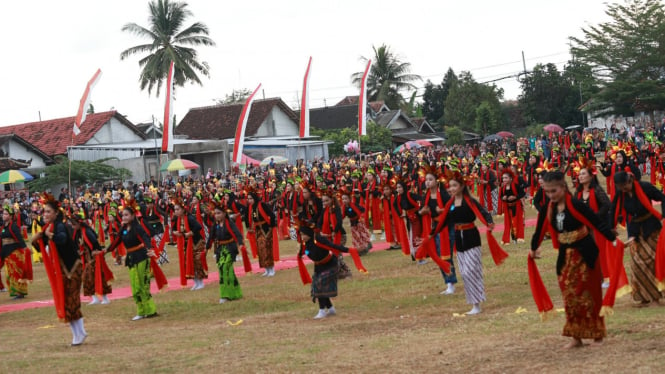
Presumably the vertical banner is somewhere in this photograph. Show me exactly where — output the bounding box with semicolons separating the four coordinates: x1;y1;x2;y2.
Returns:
358;59;371;137
162;61;175;153
73;69;102;136
299;56;312;138
232;84;262;164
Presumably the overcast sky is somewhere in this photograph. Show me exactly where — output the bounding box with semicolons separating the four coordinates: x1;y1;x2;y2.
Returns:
0;0;613;127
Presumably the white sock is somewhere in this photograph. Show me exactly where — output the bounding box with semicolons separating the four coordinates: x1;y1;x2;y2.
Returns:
78;318;87;337
89;295;100;304
69;322;78;345
102;295;110;304
447;283;455;293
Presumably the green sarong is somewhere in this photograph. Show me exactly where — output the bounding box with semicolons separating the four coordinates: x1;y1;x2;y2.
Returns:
129;258;157;316
217;247;242;300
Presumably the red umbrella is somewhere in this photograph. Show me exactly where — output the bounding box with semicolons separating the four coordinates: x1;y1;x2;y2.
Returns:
414;139;433;147
543;123;564;133
496;131;514;138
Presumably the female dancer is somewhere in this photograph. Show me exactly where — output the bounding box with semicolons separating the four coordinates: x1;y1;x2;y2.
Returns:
32;194;86;346
70;214;112;305
206;203;244;304
601;149;641;200
245;191;276;277
431;171;497;315
393;180;422;259
531;171;616;348
340;190;371;255
418;168;457;294
611;171;665;307
1;204;31;299
105;201;159;320
319;190;352;278
297;223;350;319
172;198;207;289
499;169;525;244
575;159;612;287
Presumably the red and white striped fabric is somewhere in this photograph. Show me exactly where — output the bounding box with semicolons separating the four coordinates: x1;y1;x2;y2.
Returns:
232;84;262;164
73;69;102;136
162;61;175;153
299;57;312;138
358;60;371;137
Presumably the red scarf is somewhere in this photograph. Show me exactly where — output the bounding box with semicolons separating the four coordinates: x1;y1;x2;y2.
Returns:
38;223;66;321
176;215;195;286
382;196;394;243
296;238;367;285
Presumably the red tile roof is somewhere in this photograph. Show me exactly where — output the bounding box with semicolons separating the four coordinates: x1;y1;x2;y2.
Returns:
176;98;298;140
0;111;137;157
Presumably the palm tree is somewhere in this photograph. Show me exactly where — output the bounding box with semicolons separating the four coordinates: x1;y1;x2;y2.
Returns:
351;44;421;109
120;0;216;96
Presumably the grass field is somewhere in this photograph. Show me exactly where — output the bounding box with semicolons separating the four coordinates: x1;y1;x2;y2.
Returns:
1;200;665;373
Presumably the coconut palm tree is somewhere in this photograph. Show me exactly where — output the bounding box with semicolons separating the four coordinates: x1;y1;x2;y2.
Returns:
351;44;421;109
120;0;216;96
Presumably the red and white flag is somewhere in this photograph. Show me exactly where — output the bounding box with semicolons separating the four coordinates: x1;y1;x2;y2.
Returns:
358;59;371;137
232;84;262;164
162;61;175;153
299;57;312;138
73;69;102;136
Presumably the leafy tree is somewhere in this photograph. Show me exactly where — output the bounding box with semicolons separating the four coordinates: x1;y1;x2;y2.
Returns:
444;71;504;133
518;63;585;127
351;44;421;109
474;101;502;135
28;156;132;193
445;126;464;146
215;88;252;105
120;0;216;96
422;68;458;129
570;0;665;116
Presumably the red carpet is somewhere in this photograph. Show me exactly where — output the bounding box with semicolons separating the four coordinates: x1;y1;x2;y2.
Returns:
0;217;537;315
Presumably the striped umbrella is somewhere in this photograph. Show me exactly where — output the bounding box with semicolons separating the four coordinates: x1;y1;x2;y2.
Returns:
160;159;200;172
0;170;33;184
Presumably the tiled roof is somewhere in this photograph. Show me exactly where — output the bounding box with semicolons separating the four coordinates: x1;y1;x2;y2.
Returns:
304;104;359;131
0;157;32;172
369;101;386;113
176;98;297;140
0;111;140;157
335;96;359;106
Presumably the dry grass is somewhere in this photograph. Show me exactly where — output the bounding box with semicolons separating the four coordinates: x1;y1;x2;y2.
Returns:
2;191;665;373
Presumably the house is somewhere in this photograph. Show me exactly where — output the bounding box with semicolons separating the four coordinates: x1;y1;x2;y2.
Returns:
176;98;328;165
176;98;299;140
0;133;52;171
307;97;442;145
0;111;147;158
135;121;163;140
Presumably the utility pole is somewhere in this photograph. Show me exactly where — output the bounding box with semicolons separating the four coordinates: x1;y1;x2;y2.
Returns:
521;51;528;82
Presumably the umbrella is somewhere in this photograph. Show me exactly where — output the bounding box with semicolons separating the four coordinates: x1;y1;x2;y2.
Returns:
565;125;582;130
241;153;260;166
0;170;33;184
543;123;564;133
260;156;289;167
393;141;423;153
160;159;200;172
413;139;434;147
483;134;502;142
497;131;514;138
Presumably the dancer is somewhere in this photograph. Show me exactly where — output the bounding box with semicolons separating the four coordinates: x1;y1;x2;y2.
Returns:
297;223;351;319
207;203;244;304
431;170;501;314
610;171;665;307
531;171;616;348
1;204;31;299
70;214;112;305
499;169;525;244
172;198;207;289
32;194;86;346
105;200;159;320
393;180;422;259
340;190;372;255
245;191;277;277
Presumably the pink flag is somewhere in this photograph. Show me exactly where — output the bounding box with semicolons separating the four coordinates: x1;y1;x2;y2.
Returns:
358;60;371;137
232;84;262;164
162;61;175;153
73;69;102;136
299;57;312;138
